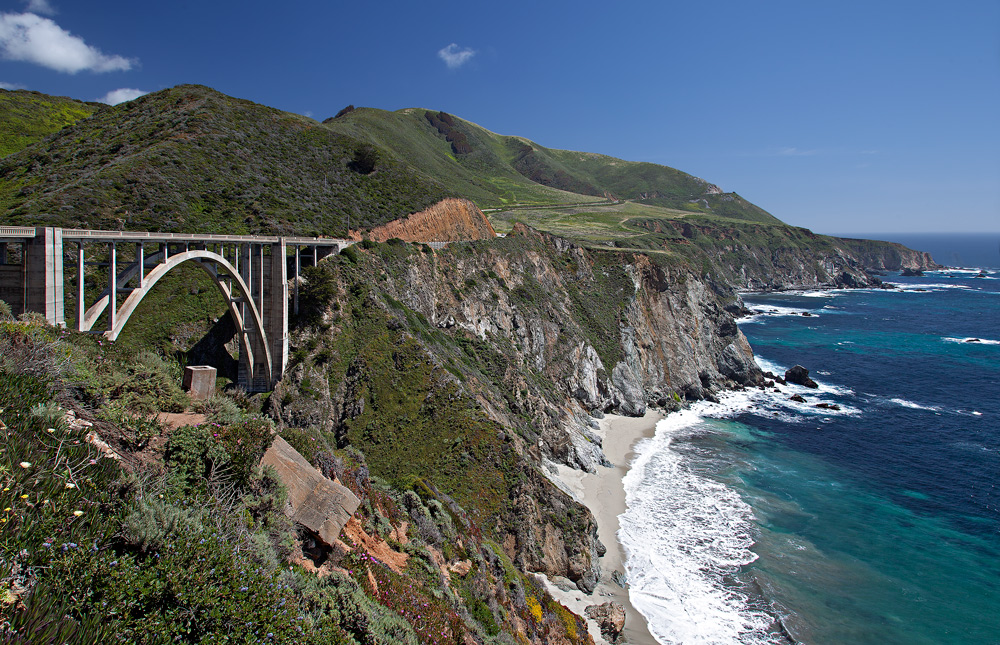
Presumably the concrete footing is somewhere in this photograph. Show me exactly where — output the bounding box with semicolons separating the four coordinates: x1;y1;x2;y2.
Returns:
183;365;217;400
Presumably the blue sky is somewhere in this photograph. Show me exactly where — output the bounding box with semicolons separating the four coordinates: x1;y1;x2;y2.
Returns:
1;0;998;234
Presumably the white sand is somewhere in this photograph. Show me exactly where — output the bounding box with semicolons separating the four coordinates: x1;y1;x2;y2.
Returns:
541;410;663;645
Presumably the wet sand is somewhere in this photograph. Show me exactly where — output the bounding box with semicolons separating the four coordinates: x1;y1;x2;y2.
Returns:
542;410;663;645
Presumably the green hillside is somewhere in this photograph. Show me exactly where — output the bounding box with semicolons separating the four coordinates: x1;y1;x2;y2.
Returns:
324;106;779;223
0;85;452;235
1;83;779;237
0;89;102;158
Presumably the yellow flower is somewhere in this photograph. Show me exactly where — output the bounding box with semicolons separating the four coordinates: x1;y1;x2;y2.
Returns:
20;494;28;499
3;507;10;512
72;510;83;517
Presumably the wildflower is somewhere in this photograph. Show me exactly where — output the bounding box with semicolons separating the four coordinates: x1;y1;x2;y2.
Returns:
19;462;30;469
65;482;76;489
3;508;10;512
20;494;28;499
73;510;83;517
46;428;55;433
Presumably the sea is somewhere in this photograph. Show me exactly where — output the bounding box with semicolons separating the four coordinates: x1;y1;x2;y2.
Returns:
618;233;1000;644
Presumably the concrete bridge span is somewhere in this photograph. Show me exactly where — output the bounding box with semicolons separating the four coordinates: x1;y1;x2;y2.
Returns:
0;226;351;392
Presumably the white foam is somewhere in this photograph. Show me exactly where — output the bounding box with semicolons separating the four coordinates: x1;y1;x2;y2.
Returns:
739;304;822;324
943;336;1000;346
889;398;942;412
885;282;974;292
926;267;988;275
789;290;836;298
620;402;776;644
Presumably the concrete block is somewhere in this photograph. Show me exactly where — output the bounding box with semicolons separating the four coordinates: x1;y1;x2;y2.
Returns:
183;365;217;400
260;436;360;546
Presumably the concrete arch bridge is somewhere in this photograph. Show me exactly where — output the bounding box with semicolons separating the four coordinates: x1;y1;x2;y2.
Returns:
0;227;351;392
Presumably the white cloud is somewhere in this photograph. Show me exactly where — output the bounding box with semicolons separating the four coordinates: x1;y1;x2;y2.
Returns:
438;43;475;69
0;12;134;73
98;87;147;105
0;81;26;90
24;0;56;16
777;147;820;157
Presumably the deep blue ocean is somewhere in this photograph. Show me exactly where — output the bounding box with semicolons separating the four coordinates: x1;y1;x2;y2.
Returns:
619;234;1000;644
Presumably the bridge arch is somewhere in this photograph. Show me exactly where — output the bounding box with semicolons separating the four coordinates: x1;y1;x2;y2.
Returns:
89;249;272;387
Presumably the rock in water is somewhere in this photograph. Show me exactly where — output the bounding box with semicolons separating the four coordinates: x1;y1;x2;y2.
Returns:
785;365;819;388
585;602;626;643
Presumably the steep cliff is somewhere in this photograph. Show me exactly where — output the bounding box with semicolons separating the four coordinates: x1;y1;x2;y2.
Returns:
628;218;940;291
275;225;759;591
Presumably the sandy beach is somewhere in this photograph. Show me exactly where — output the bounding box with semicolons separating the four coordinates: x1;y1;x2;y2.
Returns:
542;410;664;645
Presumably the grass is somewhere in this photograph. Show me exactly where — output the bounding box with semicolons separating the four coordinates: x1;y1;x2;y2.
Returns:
0;90;101;158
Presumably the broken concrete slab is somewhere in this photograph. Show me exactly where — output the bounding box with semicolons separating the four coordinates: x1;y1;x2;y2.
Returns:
259;435;360;546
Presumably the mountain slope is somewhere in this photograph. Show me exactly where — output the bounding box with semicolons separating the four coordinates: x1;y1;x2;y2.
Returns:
0;89;102;158
0;85;452;235
323;106;778;221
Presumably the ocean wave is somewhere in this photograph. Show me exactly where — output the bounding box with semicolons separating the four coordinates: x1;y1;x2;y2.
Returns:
926;267;992;275
885;282;975;292
889;398;942;412
783;290;837;298
739;305;823;324
943;336;1000;346
621;406;779;644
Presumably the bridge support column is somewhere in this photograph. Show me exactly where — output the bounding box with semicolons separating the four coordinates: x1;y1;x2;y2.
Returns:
23;227;64;326
267;240;288;389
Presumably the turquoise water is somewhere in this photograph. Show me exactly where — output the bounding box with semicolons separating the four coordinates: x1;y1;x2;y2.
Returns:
620;265;1000;644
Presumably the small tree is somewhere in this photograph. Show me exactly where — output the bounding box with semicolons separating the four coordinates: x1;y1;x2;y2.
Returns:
350;145;379;175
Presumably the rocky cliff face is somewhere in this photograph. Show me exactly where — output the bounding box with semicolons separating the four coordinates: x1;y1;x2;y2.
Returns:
633;219;940;291
365;198;497;243
833;237;940;272
276;224;759;591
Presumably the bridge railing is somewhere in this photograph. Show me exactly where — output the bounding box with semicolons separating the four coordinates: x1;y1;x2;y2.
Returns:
0;226;38;238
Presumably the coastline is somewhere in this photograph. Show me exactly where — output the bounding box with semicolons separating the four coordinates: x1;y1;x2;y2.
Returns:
542;410;664;645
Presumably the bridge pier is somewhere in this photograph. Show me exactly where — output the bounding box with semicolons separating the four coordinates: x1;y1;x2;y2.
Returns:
0;227;65;326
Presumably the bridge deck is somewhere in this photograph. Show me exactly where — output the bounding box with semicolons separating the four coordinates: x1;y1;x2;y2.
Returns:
1;226;350;247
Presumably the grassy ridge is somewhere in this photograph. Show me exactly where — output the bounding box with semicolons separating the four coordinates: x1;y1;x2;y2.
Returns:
325;106;779;221
0;90;101;158
0;85;451;234
1;83;780;234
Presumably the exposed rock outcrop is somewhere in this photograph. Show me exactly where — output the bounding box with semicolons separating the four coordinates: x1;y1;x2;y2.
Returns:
585;602;627;643
785;365;818;389
366;198;496;243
